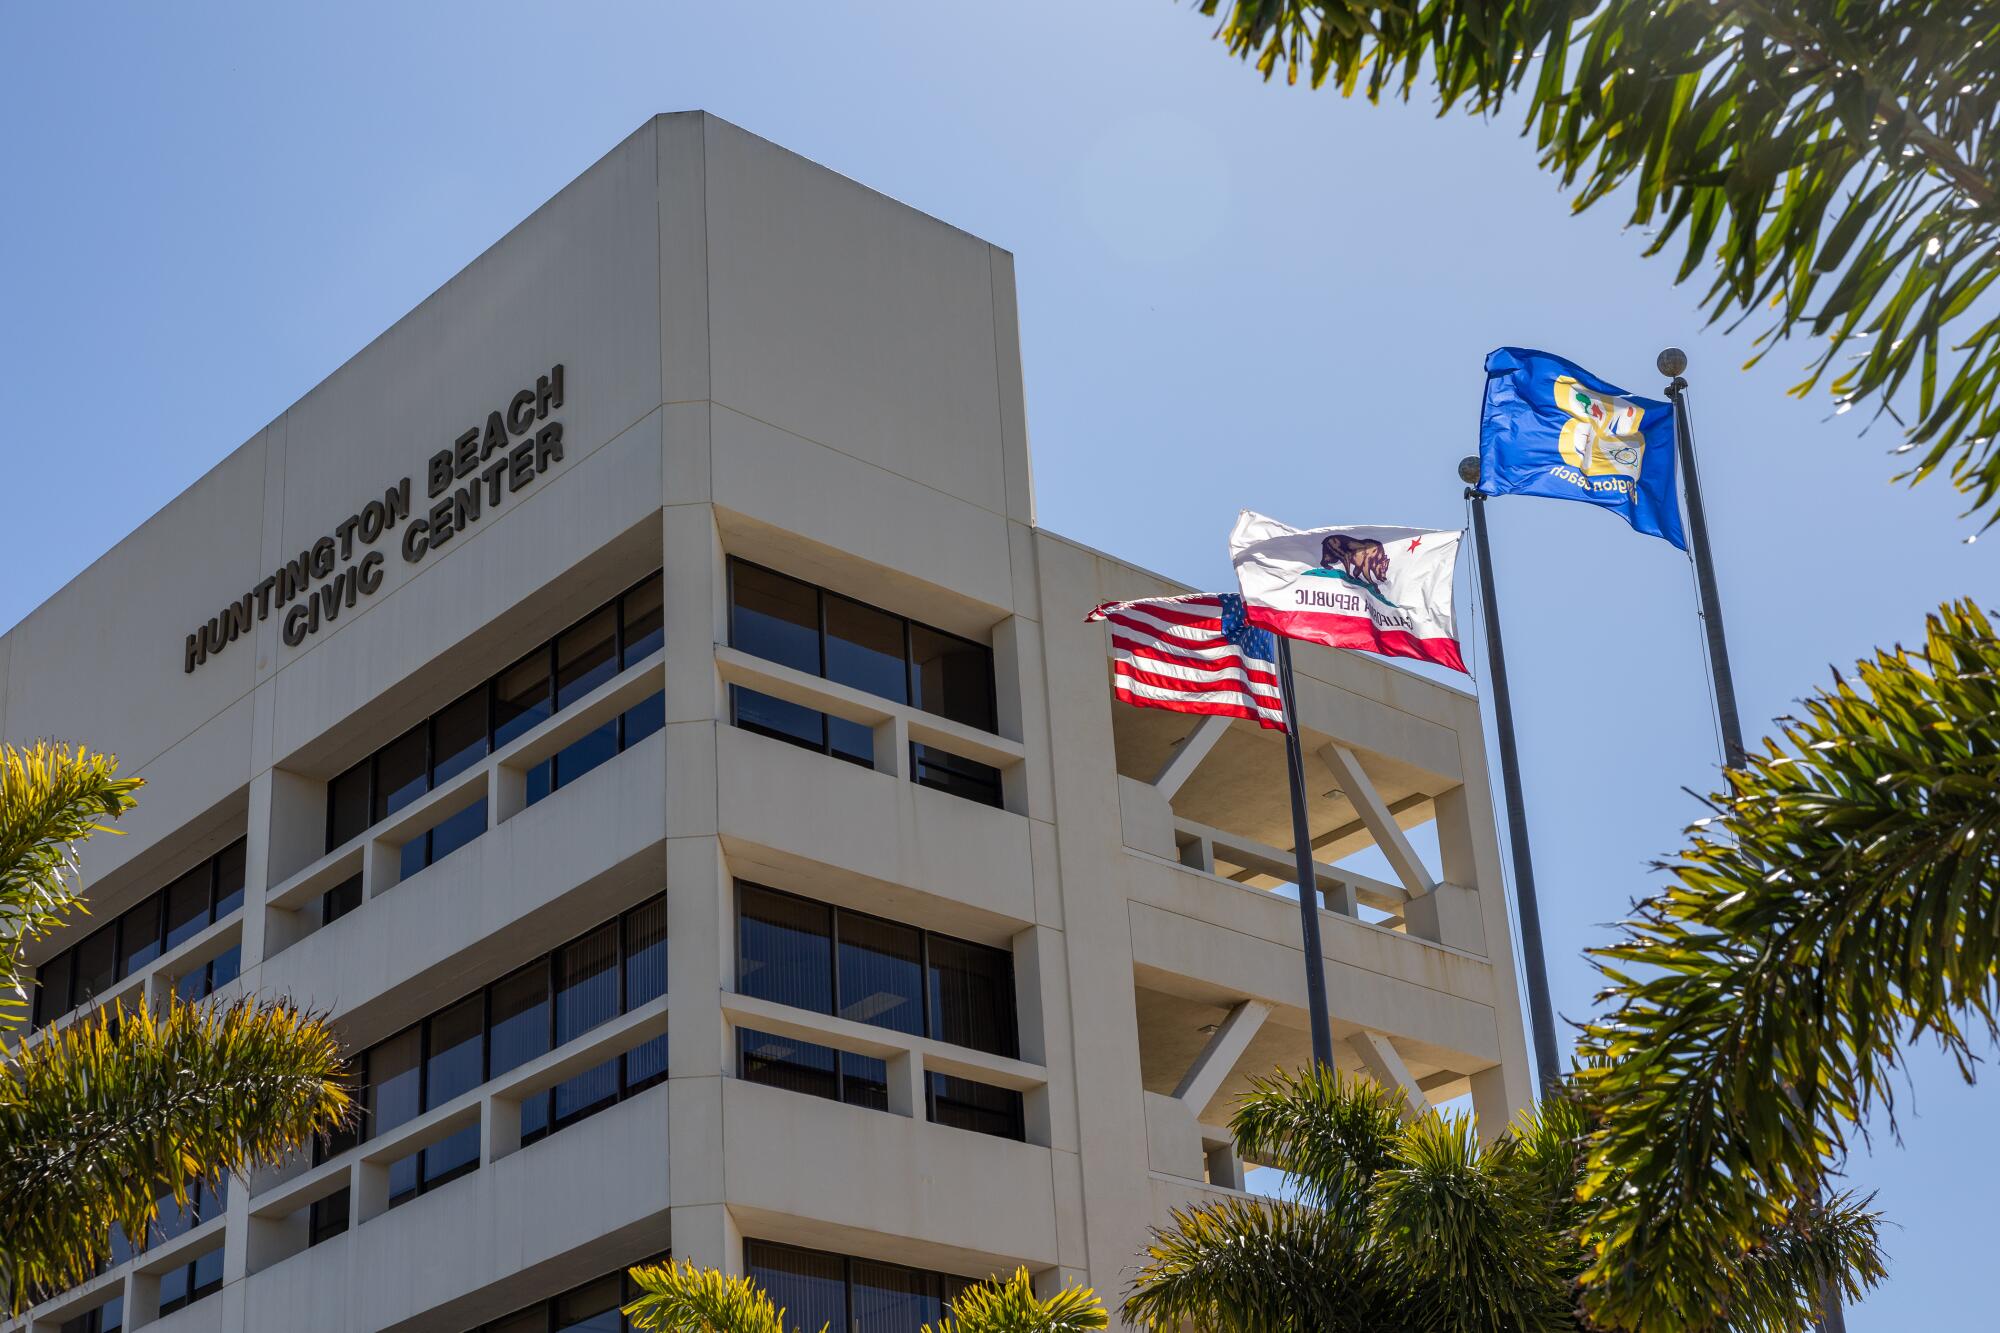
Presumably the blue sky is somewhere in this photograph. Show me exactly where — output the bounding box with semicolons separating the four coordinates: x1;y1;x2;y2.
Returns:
4;3;1991;1323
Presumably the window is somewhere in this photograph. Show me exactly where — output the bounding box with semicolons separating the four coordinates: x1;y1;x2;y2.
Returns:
727;559;1002;807
734;883;1023;1139
745;1242;978;1333
59;1293;122;1333
470;1265;663;1332
319;896;668;1204
32;838;249;1030
152;1178;227;1316
321;574;665;898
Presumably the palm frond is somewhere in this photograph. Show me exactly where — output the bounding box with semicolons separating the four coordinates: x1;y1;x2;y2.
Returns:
624;1259;819;1333
0;742;141;1024
1576;600;1989;1329
0;995;350;1311
1227;1066;1401;1223
1185;2;2000;522
1371;1112;1577;1333
1124;1196;1394;1333
922;1267;1106;1333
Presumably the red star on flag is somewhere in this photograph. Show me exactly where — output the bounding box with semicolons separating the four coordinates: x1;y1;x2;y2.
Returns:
1406;537;1423;552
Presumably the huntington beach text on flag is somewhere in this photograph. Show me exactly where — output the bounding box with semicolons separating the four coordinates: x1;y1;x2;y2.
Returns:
1084;593;1287;731
1479;346;1686;549
1229;511;1466;674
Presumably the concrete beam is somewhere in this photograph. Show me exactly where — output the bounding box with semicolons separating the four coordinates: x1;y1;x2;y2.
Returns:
1348;1030;1431;1124
1151;714;1231;799
1318;743;1437;898
1172;999;1270;1115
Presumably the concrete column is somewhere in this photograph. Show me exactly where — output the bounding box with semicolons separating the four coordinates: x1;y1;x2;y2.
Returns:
667;1203;743;1276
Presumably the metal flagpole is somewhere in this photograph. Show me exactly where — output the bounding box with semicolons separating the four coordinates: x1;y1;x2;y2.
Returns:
1458;458;1562;1092
1659;350;1845;1333
1273;634;1337;1071
1659;347;1746;769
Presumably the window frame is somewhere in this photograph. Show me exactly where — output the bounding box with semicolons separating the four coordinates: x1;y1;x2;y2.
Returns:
317;894;668;1206
320;572;666;885
32;838;247;1031
725;559;1002;805
732;882;1024;1138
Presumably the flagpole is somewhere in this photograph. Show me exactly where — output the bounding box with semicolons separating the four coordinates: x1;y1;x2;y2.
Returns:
1458;459;1562;1092
1273;634;1338;1072
1659;352;1844;1333
1659;348;1746;767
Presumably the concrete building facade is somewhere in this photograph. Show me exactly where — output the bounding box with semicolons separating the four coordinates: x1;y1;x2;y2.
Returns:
3;114;1534;1333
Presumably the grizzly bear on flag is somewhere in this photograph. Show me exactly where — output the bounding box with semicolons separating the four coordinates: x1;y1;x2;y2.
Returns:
1320;533;1390;588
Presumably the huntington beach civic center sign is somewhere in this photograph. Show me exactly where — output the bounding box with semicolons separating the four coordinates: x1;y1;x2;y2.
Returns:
181;364;568;675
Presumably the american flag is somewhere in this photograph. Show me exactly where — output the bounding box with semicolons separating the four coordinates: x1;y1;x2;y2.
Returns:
1085;592;1287;732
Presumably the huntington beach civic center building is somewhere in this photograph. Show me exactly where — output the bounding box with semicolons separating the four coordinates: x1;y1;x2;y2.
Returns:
3;115;1533;1333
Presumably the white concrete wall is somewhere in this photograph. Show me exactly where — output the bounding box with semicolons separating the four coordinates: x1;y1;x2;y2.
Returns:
3;113;1530;1333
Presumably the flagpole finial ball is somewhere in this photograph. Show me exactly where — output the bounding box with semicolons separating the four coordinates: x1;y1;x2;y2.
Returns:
1456;456;1482;486
1657;346;1688;377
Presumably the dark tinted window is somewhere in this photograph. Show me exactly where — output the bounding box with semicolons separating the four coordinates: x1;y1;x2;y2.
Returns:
731;563;819;674
853;1259;941;1333
426;995;485;1108
117;895;161;978
309;1188;350;1247
746;1244;972;1333
553;1274;625;1333
727;560;1000;804
910;625;997;732
433;686;490;784
488;962;550;1079
366;1028;422;1141
738;886;832;1013
494;649;552;749
911;747;1003;809
164;867;211;951
929;1073;1024;1141
557;606;619;709
621;573;664;666
553;923;620;1123
212;838;246;918
34;952;72;1027
748;1243;848;1333
837;913;924;1036
328;760;371;849
624;898;669;1091
825;595;907;703
321;575;664;882
428;798;487;865
374;724;429;822
554;722;619;791
73;927;117;1004
739;1028;839;1103
489;960;551;1144
928;935;1017;1058
322;873;363;925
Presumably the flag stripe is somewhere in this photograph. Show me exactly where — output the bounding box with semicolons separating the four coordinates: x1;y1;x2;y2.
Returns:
1088;593;1288;733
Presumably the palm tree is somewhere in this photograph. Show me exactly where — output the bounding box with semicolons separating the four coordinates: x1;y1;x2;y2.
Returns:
1124;1068;1882;1333
1576;599;2000;1331
624;1259;1107;1333
0;741;351;1313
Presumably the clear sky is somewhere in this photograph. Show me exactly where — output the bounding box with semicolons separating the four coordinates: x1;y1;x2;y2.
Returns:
4;3;1990;1324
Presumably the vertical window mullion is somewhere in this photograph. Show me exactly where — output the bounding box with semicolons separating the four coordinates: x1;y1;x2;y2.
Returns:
416;1018;431;1193
816;588;832;754
829;908;843;1101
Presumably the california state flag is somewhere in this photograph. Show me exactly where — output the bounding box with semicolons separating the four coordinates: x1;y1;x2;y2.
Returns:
1229;510;1466;674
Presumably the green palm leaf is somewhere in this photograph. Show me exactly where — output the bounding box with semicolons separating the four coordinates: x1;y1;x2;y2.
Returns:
1183;2;2000;522
1577;601;1987;1329
0;996;350;1311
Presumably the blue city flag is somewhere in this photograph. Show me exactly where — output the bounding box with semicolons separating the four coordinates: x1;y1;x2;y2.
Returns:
1479;347;1686;549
